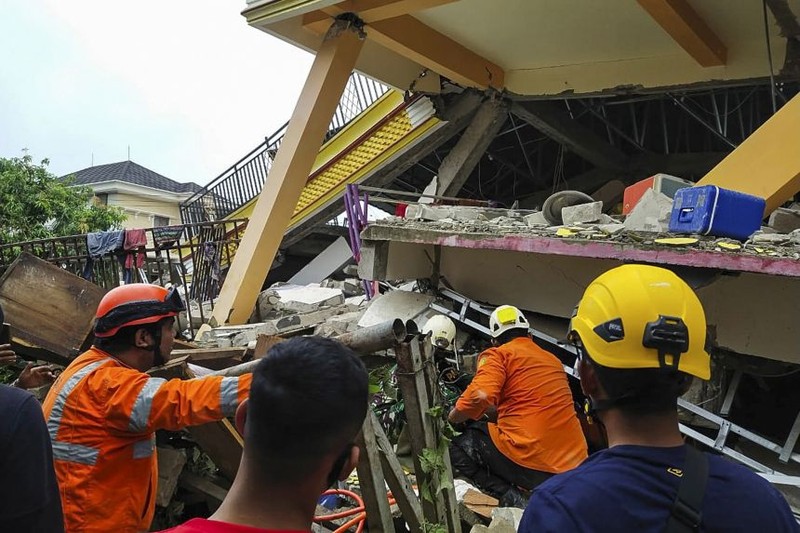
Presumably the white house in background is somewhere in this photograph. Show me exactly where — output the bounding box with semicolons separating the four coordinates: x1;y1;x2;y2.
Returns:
64;160;202;229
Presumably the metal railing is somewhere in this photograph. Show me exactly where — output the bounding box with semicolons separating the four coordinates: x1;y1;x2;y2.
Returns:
0;220;248;339
180;72;389;238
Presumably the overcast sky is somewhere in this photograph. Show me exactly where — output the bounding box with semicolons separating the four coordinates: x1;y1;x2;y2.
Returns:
0;0;314;186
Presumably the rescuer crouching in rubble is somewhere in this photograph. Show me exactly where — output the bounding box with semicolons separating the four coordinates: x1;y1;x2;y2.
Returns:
43;284;252;533
519;265;799;532
448;305;588;508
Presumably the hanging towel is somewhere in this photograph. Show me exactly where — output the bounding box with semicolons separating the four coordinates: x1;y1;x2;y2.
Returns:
123;229;148;269
87;231;125;259
152;225;184;249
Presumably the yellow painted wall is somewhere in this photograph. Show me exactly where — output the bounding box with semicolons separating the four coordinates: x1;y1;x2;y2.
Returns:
108;192;182;228
698;94;800;215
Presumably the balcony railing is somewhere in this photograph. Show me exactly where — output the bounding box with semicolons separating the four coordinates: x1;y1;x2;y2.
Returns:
180;72;389;238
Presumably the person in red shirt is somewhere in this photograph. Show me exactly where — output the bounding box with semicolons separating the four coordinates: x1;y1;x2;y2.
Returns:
448;305;587;507
159;335;369;533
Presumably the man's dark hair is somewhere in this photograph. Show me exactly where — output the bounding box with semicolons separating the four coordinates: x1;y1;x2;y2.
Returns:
586;355;692;415
495;328;529;346
94;318;171;353
245;336;369;484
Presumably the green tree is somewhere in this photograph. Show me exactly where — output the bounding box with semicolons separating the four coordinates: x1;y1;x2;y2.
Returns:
0;154;126;243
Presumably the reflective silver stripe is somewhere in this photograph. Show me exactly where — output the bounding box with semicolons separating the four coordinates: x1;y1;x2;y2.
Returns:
47;359;111;443
219;377;240;417
132;435;156;459
52;440;100;465
128;377;167;433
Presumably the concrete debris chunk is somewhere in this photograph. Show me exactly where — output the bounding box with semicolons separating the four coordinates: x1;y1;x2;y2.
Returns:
598;223;626;235
274;285;344;314
561;201;603;225
768;207;800;234
623;189;673;233
523;211;549;227
491;507;524;530
751;232;791;244
469;506;523;533
313;311;363;337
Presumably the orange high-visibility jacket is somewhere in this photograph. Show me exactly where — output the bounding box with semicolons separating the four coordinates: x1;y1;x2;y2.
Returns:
455;336;587;473
42;347;251;533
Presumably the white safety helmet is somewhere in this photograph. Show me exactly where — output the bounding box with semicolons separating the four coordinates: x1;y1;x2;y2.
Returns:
422;315;457;351
489;305;529;338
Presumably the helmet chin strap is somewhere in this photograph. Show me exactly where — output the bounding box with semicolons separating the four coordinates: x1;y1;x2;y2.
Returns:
144;326;166;367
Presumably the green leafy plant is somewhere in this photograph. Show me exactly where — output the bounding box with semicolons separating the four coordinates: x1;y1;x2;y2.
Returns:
0;154;125;244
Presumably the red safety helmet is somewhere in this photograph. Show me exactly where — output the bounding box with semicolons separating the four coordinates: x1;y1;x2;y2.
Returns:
94;284;185;338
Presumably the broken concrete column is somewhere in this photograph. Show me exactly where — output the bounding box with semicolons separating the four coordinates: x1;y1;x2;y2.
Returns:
256;289;281;320
624;189;673;233
561;201;603;225
768;207;800;233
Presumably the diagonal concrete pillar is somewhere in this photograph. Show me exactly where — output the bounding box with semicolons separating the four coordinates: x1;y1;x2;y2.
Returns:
437;97;509;197
206;19;365;328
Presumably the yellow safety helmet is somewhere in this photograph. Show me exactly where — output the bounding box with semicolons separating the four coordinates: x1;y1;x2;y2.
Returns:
569;264;710;380
489;305;529;338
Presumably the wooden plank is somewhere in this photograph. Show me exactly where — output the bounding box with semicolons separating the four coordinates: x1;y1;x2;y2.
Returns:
356;412;395;533
172;346;246;371
0;252;105;361
179;471;229;504
462;489;497;520
253;333;284;359
414;339;460;533
395;338;461;532
371;411;423;531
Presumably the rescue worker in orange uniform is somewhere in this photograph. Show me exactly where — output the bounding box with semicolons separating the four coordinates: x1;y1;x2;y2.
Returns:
43;284;252;533
448;305;587;508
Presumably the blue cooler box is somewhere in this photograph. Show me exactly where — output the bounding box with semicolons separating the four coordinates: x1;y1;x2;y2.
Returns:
668;185;765;241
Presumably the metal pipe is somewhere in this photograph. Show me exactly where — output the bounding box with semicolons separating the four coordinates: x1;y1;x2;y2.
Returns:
208;319;408;378
336;318;407;354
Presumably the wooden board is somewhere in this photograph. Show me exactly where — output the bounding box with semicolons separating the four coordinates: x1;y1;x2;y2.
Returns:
172;347;246;370
0;252;105;361
462;489;498;520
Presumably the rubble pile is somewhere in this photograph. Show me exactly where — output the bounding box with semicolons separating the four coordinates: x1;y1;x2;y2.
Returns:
198;279;369;348
379;201;800;259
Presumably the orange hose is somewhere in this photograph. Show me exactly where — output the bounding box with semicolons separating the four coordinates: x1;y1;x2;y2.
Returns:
314;488;396;532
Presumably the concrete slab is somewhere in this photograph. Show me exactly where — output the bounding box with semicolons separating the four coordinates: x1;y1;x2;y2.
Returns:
274;285;345;313
357;290;435;328
288;237;353;285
